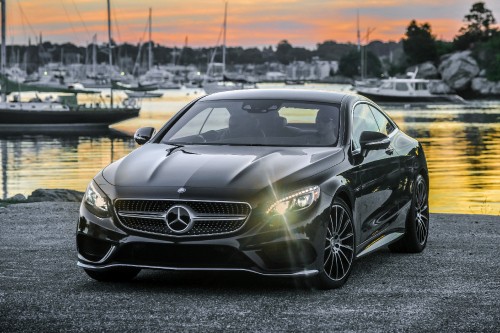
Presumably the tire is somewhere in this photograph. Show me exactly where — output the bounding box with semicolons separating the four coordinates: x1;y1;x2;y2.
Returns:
389;174;429;253
84;267;141;282
310;198;355;289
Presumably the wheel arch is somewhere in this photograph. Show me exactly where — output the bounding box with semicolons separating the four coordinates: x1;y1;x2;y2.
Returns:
333;188;353;214
419;167;429;188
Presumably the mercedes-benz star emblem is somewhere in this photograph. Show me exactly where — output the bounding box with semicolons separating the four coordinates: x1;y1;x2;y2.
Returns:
177;187;186;194
165;205;193;234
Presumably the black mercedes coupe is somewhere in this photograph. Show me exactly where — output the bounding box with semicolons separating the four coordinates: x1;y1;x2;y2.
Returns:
77;89;429;289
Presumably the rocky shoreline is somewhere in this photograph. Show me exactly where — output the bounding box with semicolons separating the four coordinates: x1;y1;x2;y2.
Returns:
1;189;84;205
411;50;500;98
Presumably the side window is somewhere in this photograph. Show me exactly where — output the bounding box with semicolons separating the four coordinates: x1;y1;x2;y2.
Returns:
352;104;379;151
395;82;409;91
368;106;396;135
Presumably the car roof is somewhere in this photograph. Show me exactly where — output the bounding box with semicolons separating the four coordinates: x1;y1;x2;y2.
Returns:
200;89;362;104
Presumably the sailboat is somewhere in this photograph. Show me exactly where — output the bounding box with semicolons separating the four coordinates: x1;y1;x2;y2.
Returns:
0;0;140;128
202;1;256;94
137;8;180;91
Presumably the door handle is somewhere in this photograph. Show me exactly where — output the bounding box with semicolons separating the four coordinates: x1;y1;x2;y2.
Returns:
385;147;394;155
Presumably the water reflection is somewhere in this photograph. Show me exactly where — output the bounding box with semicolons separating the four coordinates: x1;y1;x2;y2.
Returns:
0;129;135;200
0;88;499;215
391;108;500;215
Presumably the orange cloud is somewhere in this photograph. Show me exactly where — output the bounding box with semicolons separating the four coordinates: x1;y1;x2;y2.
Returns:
5;0;500;47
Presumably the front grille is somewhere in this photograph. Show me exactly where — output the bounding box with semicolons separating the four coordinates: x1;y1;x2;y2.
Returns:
114;199;252;237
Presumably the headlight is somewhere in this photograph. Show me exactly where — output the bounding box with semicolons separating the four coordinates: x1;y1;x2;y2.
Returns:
84;181;110;218
267;186;320;215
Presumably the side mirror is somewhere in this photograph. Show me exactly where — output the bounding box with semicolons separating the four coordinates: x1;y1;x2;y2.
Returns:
359;131;390;151
134;127;155;145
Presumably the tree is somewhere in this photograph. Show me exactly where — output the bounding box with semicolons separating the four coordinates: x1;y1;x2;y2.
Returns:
402;20;437;65
239;48;264;64
290;47;313;62
454;1;497;50
338;50;360;77
338;49;382;78
316;41;356;61
475;31;500;81
276;40;293;64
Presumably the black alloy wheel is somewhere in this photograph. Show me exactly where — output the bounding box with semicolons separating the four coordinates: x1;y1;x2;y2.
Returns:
312;198;355;289
84;267;141;282
389;174;429;253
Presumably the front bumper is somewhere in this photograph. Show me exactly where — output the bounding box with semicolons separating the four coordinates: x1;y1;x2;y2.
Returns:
76;193;333;277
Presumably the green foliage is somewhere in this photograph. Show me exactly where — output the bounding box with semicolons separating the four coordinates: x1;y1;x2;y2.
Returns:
366;52;383;77
435;40;454;58
316;41;356;61
290;47;313;62
240;48;265;64
338;50;359;77
488;54;500;81
338;50;382;78
475;31;500;81
274;40;314;64
387;63;407;77
276;40;293;64
454;1;497;50
402;20;437;65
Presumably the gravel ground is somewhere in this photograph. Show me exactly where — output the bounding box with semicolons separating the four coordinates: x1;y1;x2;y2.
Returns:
0;202;499;332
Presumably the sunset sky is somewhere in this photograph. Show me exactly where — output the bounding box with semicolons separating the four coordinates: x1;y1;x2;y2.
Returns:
5;0;500;48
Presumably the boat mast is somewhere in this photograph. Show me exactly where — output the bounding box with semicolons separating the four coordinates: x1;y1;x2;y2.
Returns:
356;10;360;52
148;7;152;70
107;0;113;108
363;27;375;79
1;0;6;102
92;34;97;76
222;1;227;76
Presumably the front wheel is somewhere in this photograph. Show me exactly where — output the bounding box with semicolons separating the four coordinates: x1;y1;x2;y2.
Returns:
310;198;355;289
84;267;141;282
389;174;429;253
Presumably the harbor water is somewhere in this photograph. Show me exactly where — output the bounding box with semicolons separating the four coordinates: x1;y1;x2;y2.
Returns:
1;83;499;215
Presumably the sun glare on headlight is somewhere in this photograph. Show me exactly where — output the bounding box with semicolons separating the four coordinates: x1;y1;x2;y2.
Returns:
267;186;320;215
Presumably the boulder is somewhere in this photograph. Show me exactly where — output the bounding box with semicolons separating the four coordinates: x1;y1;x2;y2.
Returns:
428;81;453;94
471;78;500;95
438;51;480;91
5;194;27;202
407;62;438;79
27;189;84;202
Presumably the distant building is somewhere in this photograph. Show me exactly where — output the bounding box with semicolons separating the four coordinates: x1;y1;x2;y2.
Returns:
286;60;339;80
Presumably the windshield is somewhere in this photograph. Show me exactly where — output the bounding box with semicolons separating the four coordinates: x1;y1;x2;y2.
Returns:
160;99;341;147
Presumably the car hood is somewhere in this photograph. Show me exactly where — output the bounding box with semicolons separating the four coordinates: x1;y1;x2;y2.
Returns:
102;144;343;190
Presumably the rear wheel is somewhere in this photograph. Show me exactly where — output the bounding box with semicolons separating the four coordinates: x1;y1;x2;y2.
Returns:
311;198;355;289
84;267;141;282
389;174;429;253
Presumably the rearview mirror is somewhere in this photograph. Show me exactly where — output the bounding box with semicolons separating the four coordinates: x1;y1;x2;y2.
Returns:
359;131;390;151
134;127;155;145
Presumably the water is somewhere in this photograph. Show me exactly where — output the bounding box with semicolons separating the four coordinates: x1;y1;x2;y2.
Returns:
1;83;499;215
